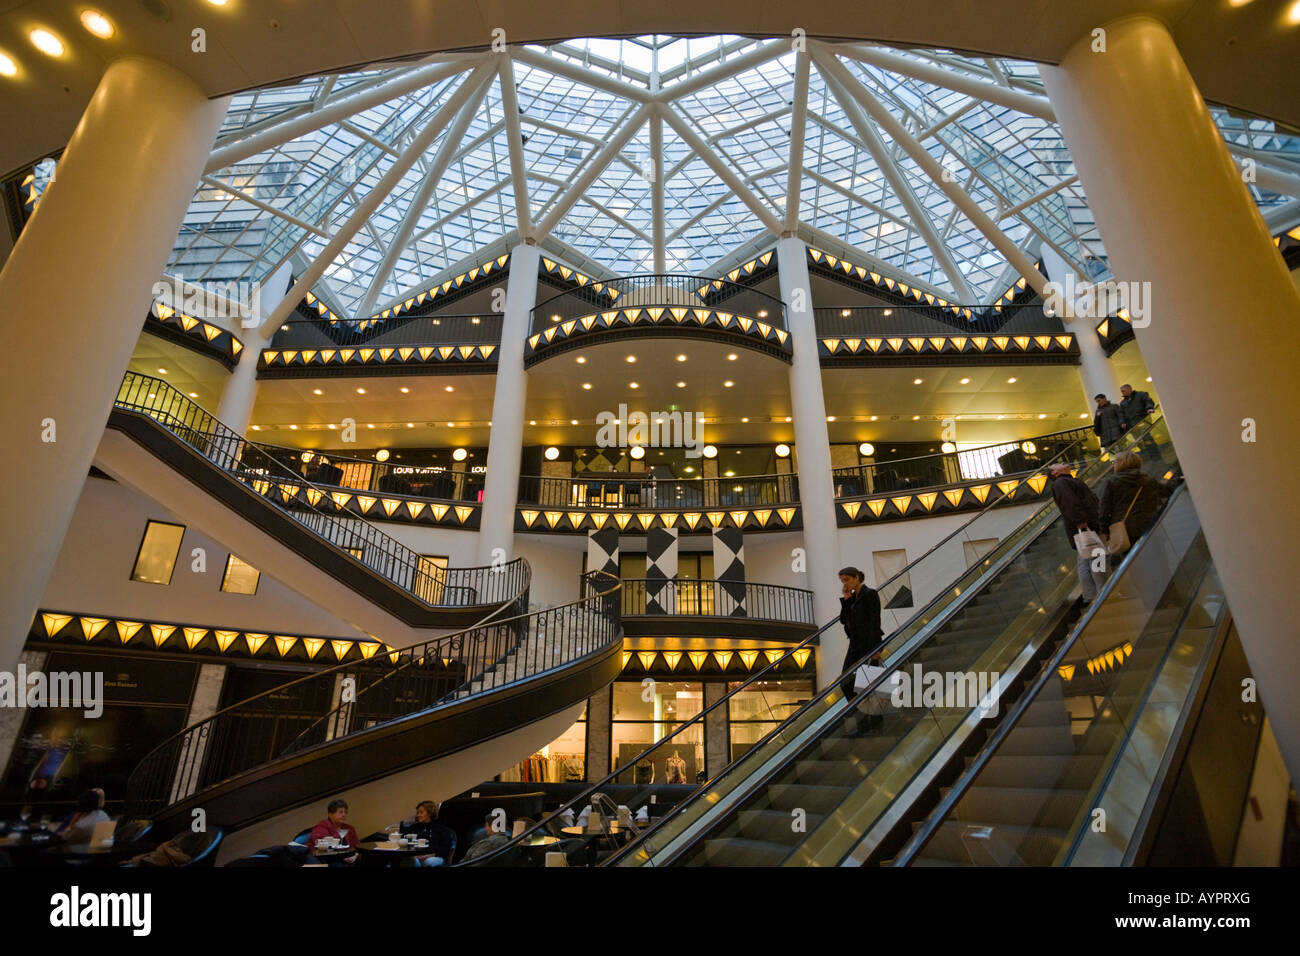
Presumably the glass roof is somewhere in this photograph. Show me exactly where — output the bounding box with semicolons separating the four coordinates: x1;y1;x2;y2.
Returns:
168;37;1300;315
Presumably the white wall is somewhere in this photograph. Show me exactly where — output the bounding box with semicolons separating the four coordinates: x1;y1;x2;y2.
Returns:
40;475;366;639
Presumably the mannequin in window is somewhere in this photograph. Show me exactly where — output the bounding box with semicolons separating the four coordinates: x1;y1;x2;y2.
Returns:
665;750;687;784
634;759;654;784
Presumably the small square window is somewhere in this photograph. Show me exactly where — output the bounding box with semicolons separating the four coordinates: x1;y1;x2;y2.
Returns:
220;554;261;595
130;521;186;585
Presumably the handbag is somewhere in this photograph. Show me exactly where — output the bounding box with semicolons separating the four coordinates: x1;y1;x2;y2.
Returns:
853;659;893;696
1107;484;1145;556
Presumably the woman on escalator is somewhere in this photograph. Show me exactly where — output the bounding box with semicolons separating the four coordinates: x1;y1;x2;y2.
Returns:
1099;451;1176;549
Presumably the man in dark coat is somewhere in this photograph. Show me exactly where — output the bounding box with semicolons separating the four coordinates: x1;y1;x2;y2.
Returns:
1050;463;1107;604
1118;383;1156;433
1093;394;1124;446
837;566;883;703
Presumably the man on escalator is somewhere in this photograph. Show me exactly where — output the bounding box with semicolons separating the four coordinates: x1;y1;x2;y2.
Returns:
1050;462;1107;607
837;567;884;734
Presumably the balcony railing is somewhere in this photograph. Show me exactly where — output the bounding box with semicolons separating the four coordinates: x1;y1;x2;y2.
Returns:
832;426;1097;498
814;302;1066;338
618;578;815;625
253;442;484;503
518;472;798;510
269;314;503;350
531;273;785;335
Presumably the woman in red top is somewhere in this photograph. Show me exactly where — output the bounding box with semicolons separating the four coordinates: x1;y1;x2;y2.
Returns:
307;798;360;864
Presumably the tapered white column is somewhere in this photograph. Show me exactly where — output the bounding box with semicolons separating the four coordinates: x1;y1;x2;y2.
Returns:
776;237;844;691
216;261;293;433
1040;245;1121;406
0;57;228;670
477;243;540;564
1043;17;1300;780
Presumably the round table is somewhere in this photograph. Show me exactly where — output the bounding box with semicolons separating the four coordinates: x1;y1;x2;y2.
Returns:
356;841;431;866
308;844;358;862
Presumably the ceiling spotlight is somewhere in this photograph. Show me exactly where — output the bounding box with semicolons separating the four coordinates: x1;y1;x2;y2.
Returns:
883;309;893;317
313;388;323;395
676;381;686;388
858;442;874;456
452;448;468;462
157;367;168;374
960;377;970;385
727;354;737;361
570;419;579;425
741;417;749;423
29;28;65;57
826;416;836;422
1145;376;1152;382
1007;377;1017;384
188;392;198;398
446;421;454;427
758;310;768;318
356;387;366;394
576;356;587;364
629;382;639;389
1022;441;1038;455
301;452;314;463
941;441;957;454
702;445;717;459
444;385;454;392
375;449;390;462
400;387;409;393
551;314;561;322
684;466;695;474
406;422;414;428
775;444;791;458
582;382;592;390
1038;413;1048;419
784;416;792;423
841;309;851;317
625;355;637;363
725;470;735;477
529;420;536;425
544;446;560;461
676;354;687;362
723;381;734;388
913;378;923;385
79;10;115;38
629;445;646;460
0;53;17;77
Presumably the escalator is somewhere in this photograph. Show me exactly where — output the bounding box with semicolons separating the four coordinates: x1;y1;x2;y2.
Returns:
125;571;624;863
97;372;528;645
894;484;1245;866
455;419;1159;866
604;416;1179;866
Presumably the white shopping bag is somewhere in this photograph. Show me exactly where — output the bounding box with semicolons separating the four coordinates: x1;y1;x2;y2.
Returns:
1073;529;1107;557
853;662;893;696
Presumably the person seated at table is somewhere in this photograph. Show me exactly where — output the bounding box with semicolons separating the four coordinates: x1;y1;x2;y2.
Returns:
59;788;110;848
463;813;512;861
404;800;456;867
307;798;360;864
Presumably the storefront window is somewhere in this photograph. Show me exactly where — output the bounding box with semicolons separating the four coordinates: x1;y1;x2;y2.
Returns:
728;679;814;761
500;705;586;783
611;681;703;784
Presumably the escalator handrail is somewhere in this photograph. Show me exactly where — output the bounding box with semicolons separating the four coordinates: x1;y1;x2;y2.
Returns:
113;371;529;607
458;421;1161;867
606;416;1170;865
125;572;617;817
891;482;1192;866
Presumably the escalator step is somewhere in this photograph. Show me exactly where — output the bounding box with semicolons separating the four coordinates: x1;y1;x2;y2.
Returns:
949;786;1090;830
913;820;1069;866
793;758;876;787
766;783;854;814
701;837;792;867
736;808;828;845
972;753;1106;790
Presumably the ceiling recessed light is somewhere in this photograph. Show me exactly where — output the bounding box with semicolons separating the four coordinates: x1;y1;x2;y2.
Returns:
407;422;414;428
446;421;454;427
775;444;791;458
629;445;646;460
625;355;636;363
723;381;734;388
629;382;639;389
841;309;851;317
205;0;228;5
913;378;922;385
356;387;366;394
785;416;792;422
289;424;297;430
758;310;768;318
826;416;836;422
676;354;687;362
452;448;468;461
313;388;323;395
570;419;579;425
702;445;717;459
1038;413;1048;419
188;392;198;398
912;415;920;421
941;442;957;454
376;449;390;462
544;446;560;461
582;382;592;390
725;470;735;477
1007;377;1017;384
576;356;587;364
29;29;64;57
741;417;749;423
529;420;537;425
251;425;260;431
858;442;874;456
79;10;115;38
959;377;970;385
676;381;686;388
157;367;167;374
551;314;561;322
444;385;454;392
400;387;410;393
883;309;893;317
1145;376;1152;382
0;53;17;78
727;354;737;361
1081;413;1089;419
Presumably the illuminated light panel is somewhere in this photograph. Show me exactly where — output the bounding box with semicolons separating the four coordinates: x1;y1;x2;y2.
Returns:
274;635;297;657
42;612;73;636
244;633;269;655
150;624;176;646
688;651;709;670
115;621;144;643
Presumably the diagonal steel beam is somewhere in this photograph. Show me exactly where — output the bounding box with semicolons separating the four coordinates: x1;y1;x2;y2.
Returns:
498;53;534;241
657;39;789;104
357;70;495;316
510;46;653;103
817;45;1047;295
206;58;483;174
814;52;976;301
260;62;497;333
651;112;666;272
785;50;811;234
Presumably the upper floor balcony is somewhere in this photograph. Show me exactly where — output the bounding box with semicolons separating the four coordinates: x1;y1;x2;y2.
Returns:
259;314;503;377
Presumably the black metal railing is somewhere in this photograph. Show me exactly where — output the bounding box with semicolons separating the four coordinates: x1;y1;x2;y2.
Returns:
114;372;525;607
531;274;785;335
126;572;620;819
518;472;798;510
832;426;1097;498
267;314;503;352
252;442;485;503
814;302;1066;338
618;578;814;625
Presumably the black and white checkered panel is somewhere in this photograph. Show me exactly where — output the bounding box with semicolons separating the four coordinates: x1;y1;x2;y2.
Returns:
644;527;678;615
587;526;620;583
712;526;746;617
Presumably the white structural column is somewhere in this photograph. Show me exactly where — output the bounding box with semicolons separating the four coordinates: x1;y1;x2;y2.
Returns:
776;236;844;691
0;57;228;670
1042;17;1300;781
477;242;541;564
216;261;293;434
1039;245;1120;406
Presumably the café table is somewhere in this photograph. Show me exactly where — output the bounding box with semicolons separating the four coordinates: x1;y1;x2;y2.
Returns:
356;840;430;866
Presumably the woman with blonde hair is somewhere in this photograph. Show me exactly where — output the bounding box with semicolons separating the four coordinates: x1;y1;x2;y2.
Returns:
1099;451;1176;547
